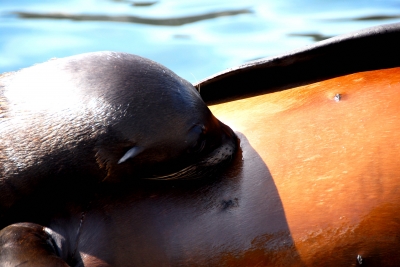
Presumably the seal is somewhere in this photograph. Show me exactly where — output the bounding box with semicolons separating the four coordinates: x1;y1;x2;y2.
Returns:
0;51;237;216
4;66;400;266
3;23;400;267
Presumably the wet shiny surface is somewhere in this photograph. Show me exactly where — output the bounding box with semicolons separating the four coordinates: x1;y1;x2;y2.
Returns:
1;0;400;82
37;66;400;266
68;133;301;266
209;67;400;265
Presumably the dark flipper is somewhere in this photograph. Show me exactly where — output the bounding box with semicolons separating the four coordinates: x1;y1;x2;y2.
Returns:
197;22;400;104
0;223;69;267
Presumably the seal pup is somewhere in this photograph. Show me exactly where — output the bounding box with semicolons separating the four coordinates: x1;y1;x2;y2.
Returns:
0;51;237;215
3;23;400;266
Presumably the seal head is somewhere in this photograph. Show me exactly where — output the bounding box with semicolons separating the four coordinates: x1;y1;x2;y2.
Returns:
0;52;237;210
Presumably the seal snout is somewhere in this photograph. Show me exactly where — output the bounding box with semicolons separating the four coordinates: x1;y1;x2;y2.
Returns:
147;120;238;181
219;120;237;146
210;120;238;164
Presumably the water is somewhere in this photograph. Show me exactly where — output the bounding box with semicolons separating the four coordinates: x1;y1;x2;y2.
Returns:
1;0;400;83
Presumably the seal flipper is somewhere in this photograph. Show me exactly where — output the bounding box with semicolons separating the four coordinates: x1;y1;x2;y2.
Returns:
118;146;144;164
0;222;71;267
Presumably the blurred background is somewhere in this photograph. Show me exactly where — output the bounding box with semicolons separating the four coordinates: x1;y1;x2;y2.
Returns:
1;0;400;83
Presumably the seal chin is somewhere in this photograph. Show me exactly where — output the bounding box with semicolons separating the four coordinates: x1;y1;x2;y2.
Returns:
147;131;238;181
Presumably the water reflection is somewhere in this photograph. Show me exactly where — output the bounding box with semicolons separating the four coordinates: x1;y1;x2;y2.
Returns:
1;1;400;82
326;14;400;22
348;15;400;21
13;9;252;26
288;33;332;42
110;0;158;7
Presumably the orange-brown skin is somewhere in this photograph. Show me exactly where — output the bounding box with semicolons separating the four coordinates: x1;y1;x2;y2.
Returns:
59;67;400;266
2;67;400;266
209;66;400;266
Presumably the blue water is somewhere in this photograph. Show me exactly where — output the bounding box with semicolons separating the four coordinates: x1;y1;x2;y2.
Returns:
1;0;400;83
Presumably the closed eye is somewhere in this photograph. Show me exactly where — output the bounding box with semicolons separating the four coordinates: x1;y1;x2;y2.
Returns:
190;138;206;154
187;124;207;154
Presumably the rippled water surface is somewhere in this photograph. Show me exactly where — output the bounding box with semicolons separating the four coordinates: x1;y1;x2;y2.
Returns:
1;0;400;82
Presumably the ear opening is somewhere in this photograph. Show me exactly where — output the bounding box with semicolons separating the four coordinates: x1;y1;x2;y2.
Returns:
118;146;144;164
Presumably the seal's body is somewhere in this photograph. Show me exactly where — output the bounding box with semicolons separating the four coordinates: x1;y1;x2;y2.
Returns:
208;66;400;266
3;66;400;267
3;22;400;266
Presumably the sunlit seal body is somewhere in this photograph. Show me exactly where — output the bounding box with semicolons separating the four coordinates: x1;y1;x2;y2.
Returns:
2;23;400;267
4;66;400;267
0;51;237;216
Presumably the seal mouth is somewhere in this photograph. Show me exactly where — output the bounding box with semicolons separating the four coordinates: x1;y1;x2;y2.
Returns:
146;127;238;181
